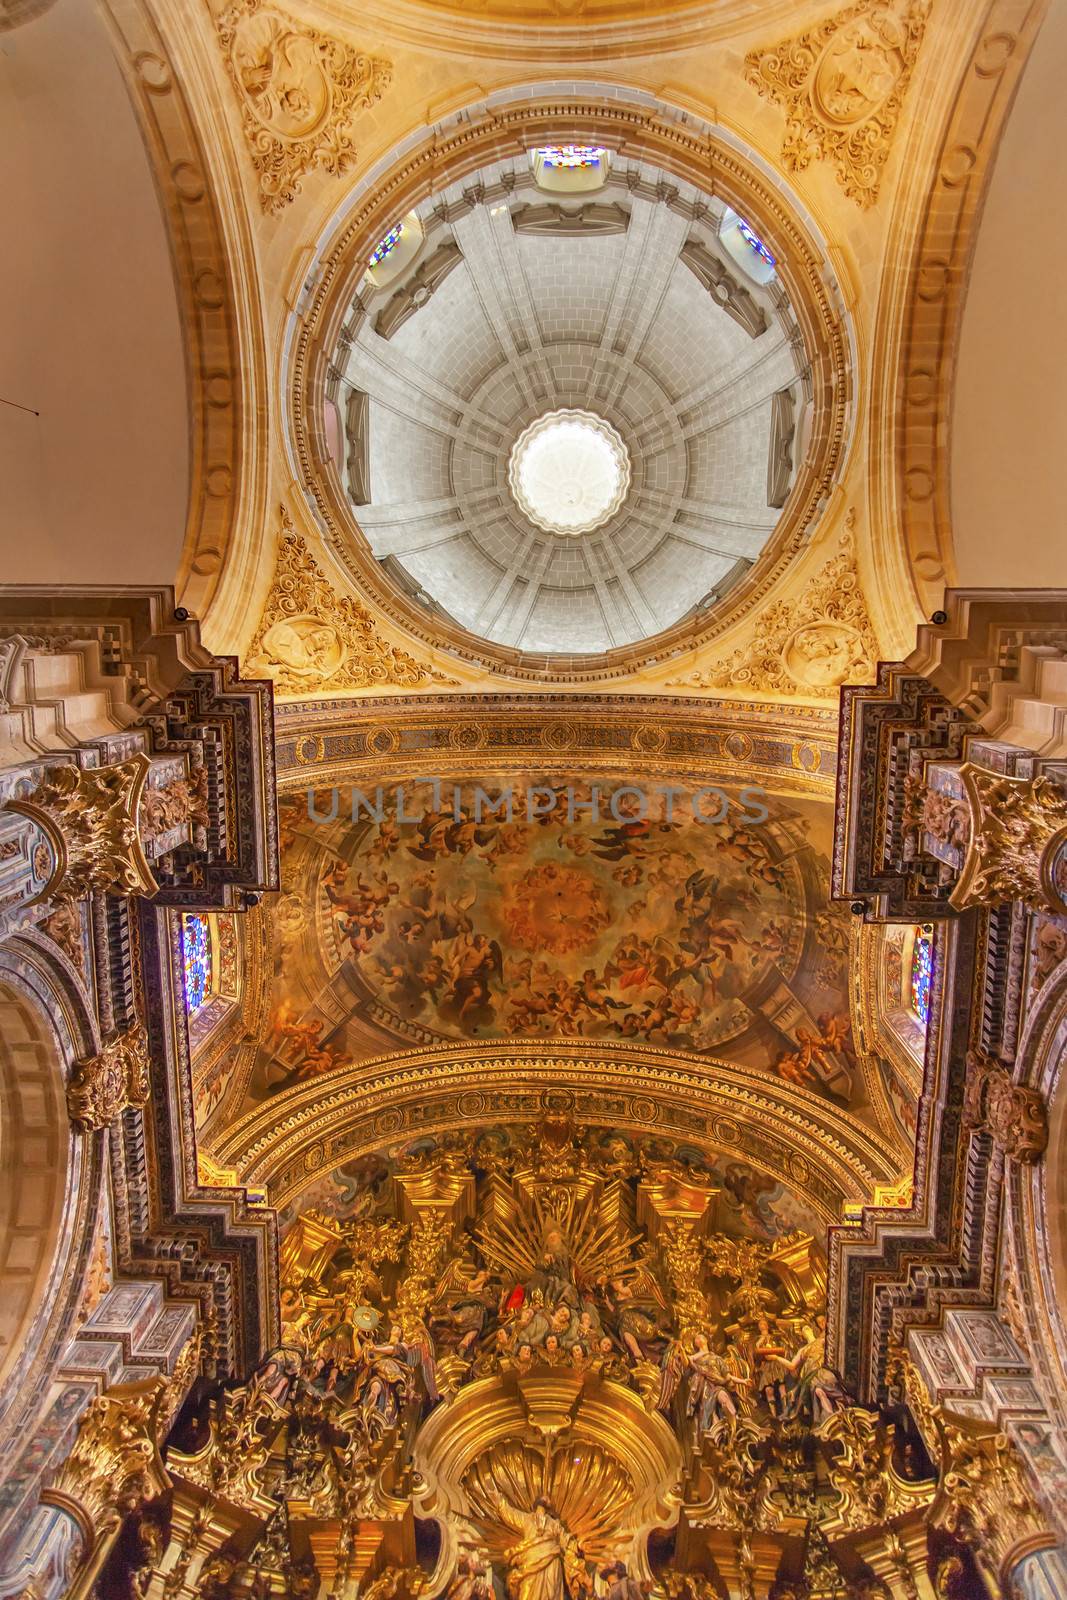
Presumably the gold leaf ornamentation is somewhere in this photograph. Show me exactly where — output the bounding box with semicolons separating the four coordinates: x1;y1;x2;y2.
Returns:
246;516;457;694
42;1380;169;1536
744;0;931;208
67;1022;152;1131
951;765;1067;915
215;0;391;212
5;756;158;903
668;516;878;697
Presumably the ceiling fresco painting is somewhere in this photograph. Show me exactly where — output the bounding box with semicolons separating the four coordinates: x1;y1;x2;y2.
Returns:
219;778;866;1128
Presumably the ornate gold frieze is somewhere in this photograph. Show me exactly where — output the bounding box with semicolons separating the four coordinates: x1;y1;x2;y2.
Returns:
950;764;1067;914
667;518;878;698
246;515;457;695
67;1021;152;1131
214;0;391;212
6;755;158;904
962;1050;1048;1165
211;1044;902;1218
744;0;932;207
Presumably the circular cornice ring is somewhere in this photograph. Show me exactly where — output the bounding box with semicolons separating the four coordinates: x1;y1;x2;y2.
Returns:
212;1040;902;1217
286;89;854;684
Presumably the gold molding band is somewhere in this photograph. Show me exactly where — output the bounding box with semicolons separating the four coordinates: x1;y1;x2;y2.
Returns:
212;1040;904;1218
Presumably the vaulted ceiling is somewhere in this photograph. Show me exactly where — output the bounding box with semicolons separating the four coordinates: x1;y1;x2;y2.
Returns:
335;155;806;653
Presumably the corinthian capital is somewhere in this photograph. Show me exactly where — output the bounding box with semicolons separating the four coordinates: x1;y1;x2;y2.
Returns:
951;764;1067;914
6;755;158;904
42;1380;170;1539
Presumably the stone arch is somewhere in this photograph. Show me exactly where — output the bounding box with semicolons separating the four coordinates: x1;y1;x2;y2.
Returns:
0;978;73;1400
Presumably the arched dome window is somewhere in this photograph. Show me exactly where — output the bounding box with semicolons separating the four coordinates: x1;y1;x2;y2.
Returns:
719;207;777;286
909;927;934;1026
181;913;213;1015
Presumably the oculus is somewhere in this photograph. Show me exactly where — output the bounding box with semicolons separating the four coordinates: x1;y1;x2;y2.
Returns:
507;410;631;537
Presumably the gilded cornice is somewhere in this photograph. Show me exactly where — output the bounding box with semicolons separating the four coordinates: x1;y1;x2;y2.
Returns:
271;690;839;799
286;90;854;686
210;1039;904;1218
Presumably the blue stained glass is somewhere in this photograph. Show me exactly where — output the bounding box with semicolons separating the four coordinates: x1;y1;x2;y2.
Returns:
534;145;605;168
182;914;212;1015
910;930;933;1025
736;216;776;268
368;224;403;267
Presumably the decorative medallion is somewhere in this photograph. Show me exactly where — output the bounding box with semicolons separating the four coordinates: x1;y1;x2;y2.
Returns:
215;0;391;212
246;512;457;695
668;513;878;697
744;0;932;207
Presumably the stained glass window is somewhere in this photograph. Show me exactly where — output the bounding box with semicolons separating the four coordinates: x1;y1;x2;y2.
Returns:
532;145;605;168
368;223;403;268
910;928;933;1025
182;914;212;1015
736;216;776;268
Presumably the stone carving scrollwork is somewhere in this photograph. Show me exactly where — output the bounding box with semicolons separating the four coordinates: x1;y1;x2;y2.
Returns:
246;513;457;694
41;1379;170;1542
744;0;932;207
511;202;630;237
668;515;877;697
67;1022;152;1132
373;242;464;340
932;1417;1058;1591
679;239;768;339
215;0;392;212
5;755;158;904
961;1049;1048;1165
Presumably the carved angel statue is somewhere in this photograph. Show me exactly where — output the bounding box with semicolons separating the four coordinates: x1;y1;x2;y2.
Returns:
659;1331;750;1442
779;1315;851;1427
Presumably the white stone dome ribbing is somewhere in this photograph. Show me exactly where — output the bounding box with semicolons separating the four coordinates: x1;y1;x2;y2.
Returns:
334;155;808;655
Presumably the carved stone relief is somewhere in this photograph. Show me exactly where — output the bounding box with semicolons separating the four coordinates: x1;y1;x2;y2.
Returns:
511;202;630;237
668;512;878;697
679;239;769;339
215;0;391;212
744;0;932;207
246;512;457;694
372;242;464;340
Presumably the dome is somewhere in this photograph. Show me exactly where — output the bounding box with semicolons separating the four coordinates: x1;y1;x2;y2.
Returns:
326;150;813;657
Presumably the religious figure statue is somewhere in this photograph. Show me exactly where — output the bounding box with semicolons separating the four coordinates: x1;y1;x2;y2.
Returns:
780;1315;849;1425
492;1493;569;1600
